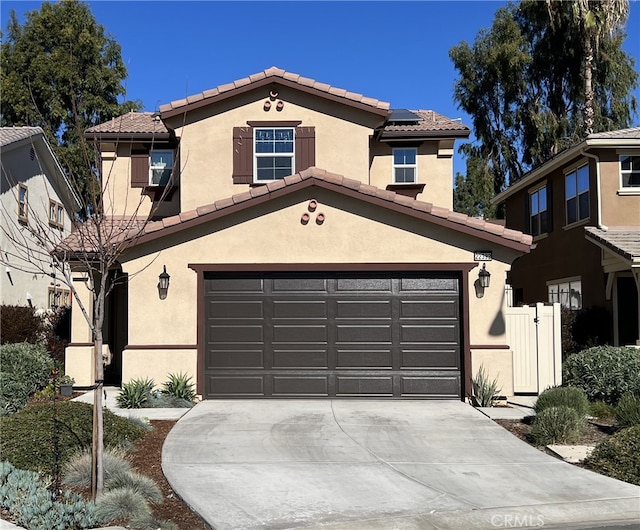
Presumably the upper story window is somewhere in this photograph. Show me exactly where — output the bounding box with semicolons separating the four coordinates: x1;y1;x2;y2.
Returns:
529;185;550;236
49;199;64;229
393;148;417;183
149;150;174;186
620;155;640;189
18;184;28;222
548;277;582;310
565;164;589;225
254;128;295;181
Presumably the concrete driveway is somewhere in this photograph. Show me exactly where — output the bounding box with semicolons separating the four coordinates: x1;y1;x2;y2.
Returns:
162;400;640;530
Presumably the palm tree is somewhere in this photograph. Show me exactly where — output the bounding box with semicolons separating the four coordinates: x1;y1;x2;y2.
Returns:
547;0;630;135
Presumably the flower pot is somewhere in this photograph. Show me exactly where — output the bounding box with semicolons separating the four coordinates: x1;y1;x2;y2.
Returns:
60;384;73;396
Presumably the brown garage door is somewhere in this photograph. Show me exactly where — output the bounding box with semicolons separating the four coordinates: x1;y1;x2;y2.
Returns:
204;272;461;398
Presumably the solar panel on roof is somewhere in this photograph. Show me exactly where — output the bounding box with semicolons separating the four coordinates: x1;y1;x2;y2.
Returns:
389;109;422;123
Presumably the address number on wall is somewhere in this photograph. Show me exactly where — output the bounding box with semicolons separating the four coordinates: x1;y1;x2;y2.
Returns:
474;251;493;261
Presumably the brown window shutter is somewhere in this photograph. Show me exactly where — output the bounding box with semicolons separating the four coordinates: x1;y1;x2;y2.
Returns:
295;126;315;172
131;153;149;188
232;126;253;184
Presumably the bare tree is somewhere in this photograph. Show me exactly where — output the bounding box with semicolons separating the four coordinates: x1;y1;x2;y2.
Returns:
0;122;178;498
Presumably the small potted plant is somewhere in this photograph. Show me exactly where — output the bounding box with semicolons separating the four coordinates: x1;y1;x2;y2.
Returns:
58;374;75;396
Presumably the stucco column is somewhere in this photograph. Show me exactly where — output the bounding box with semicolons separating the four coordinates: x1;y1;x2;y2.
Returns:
64;270;95;386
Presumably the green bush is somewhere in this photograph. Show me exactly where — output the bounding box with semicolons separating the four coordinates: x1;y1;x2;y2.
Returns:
142;394;193;408
563;346;640;404
534;386;589;417
615;393;640;429
472;364;502;407
0;401;145;474
107;470;163;504
531;405;585;445
117;378;155;409
0;343;55;416
586;425;640;485
589;400;616;421
63;447;133;489
0;305;46;344
162;372;196;402
0;461;101;530
95;487;151;523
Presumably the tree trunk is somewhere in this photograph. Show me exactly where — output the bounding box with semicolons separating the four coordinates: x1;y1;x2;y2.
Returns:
91;279;106;500
584;37;595;136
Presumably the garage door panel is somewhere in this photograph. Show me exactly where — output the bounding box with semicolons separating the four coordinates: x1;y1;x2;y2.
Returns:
273;325;328;343
273;376;328;395
401;374;460;397
336;300;392;319
401;277;458;293
273;300;327;318
400;324;459;344
337;278;392;292
337;325;392;343
401;349;461;369
210;325;264;343
209;376;264;396
207;278;264;293
336;376;393;396
273;350;328;368
336;350;393;368
209;300;263;319
400;300;458;319
273;278;327;292
207;349;264;369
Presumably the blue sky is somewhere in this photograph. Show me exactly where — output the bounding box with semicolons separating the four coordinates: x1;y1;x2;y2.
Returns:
2;1;639;176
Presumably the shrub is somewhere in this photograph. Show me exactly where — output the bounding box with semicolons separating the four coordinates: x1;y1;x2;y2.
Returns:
589;400;616;421
63;447;133;489
0;461;101;530
117;378;155;409
95;487;151;523
106;470;163;504
142;393;193;409
586;425;640;485
615;393;640;429
129;513;178;530
0;305;46;344
162;372;196;402
534;386;589;417
531;406;585;445
471;364;502;407
0;342;54;416
563;346;640;404
0;401;145;474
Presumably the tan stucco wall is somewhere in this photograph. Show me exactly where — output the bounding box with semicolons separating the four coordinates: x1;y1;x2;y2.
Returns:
121;349;197;391
598;150;640;226
470;348;514;397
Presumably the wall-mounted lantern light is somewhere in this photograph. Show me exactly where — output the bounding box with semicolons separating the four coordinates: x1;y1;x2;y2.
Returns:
158;266;170;300
478;263;491;289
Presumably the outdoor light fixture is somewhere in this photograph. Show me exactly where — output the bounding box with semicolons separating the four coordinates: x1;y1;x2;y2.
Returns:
158;266;170;300
478;263;491;289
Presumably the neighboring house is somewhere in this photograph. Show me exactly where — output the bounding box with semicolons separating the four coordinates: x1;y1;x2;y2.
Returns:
66;66;532;399
493;127;640;347
0;127;79;310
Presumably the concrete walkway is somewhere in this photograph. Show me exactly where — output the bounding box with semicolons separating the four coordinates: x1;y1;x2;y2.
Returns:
162;400;640;530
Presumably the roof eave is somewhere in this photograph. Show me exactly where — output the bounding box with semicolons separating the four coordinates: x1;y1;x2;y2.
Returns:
379;130;470;141
160;77;392;121
83;132;173;142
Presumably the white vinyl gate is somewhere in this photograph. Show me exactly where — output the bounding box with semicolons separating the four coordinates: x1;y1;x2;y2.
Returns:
506;303;562;394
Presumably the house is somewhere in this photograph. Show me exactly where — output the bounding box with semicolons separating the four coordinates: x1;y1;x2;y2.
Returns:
0;127;79;310
65;66;532;399
493;127;640;347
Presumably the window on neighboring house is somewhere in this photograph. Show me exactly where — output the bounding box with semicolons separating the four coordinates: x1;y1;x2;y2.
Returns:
18;184;28;222
548;278;582;310
149;150;173;186
48;287;71;309
254;128;295;181
620;155;640;189
392;148;417;183
49;200;64;229
565;164;589;225
529;185;550;236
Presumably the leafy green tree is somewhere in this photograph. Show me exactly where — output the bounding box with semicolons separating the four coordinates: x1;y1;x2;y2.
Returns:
450;0;638;209
0;0;141;192
453;149;498;219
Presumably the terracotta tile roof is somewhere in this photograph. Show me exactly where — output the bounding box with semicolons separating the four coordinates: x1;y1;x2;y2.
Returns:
0;126;44;147
58;217;149;255
85;112;169;136
585;227;640;262
383;110;469;134
61;168;532;255
159;66;391;118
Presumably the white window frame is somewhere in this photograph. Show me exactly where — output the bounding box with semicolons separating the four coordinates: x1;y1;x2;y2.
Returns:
547;277;582;310
18;183;28;222
529;184;549;237
253;127;295;182
49;199;64;229
392;148;417;184
149;150;174;186
619;153;640;192
48;287;71;309
565;164;590;226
